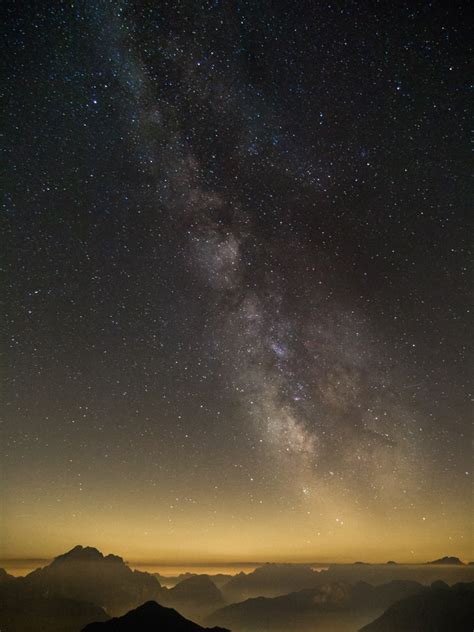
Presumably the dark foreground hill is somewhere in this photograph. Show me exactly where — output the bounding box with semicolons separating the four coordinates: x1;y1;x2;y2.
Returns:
0;568;15;583
0;578;109;632
82;600;230;631
360;581;474;631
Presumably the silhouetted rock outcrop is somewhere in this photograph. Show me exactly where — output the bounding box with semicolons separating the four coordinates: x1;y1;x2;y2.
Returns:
0;568;15;583
359;581;474;631
427;556;464;565
24;545;162;615
82;600;230;631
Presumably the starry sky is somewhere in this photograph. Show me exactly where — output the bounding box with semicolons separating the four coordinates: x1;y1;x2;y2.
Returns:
2;0;472;567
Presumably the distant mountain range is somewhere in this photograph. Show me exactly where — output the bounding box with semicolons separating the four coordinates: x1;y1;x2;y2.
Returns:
82;600;229;631
0;545;227;631
221;563;322;601
155;572;232;589
207;579;427;631
359;581;474;631
1;546;473;632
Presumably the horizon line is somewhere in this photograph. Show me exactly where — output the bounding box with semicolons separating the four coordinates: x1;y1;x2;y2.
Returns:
1;555;469;567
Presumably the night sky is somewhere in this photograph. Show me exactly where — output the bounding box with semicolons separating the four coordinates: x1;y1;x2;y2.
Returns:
2;1;471;566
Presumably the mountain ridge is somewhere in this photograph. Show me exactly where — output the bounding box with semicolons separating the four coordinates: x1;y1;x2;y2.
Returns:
82;600;230;631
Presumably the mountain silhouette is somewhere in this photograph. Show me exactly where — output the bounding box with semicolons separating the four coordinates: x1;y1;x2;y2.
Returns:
82;600;230;631
24;545;162;615
0;568;15;583
427;556;464;565
0;577;109;632
154;572;197;588
221;563;321;601
302;561;474;587
155;573;232;589
207;579;425;631
154;575;225;622
161;575;225;621
359;581;474;631
352;580;427;610
167;575;224;604
4;547;474;632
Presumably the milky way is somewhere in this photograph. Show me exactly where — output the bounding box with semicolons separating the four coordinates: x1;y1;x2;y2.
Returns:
2;1;471;563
